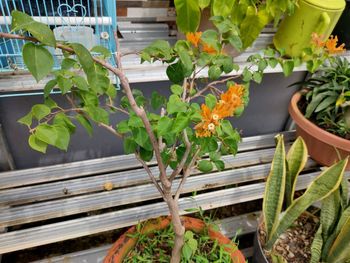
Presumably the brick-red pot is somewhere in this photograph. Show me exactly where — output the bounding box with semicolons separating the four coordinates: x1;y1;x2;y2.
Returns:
289;92;350;170
103;216;246;263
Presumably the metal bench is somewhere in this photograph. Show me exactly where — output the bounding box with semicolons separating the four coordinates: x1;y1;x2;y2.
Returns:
0;131;323;262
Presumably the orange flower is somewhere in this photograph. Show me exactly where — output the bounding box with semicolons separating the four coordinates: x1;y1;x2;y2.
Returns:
311;32;325;48
186;32;202;47
325;35;346;54
202;43;217;54
194;84;245;138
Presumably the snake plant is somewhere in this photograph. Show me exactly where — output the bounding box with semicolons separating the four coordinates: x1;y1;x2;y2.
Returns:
262;135;349;262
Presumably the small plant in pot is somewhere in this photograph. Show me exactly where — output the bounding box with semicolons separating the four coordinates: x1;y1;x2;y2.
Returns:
289;35;350;169
254;134;350;263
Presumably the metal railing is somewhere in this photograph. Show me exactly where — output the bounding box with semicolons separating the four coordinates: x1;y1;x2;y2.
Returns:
0;0;117;72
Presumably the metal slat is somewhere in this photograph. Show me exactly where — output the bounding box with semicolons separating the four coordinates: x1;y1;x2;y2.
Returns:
0;172;321;254
0;131;295;190
0;163;272;227
0;147;278;206
31;212;260;263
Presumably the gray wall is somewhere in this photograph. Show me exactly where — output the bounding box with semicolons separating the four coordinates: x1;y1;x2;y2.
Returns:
0;71;305;169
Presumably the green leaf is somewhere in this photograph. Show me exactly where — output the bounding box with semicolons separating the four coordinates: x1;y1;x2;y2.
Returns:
242;68;252;82
76;115;93;136
263;134;286;241
53;125;70;151
205;94;217;110
106;84;117;99
175;0;200;33
72;76;89;91
11;11;56;47
182;243;193;260
18;112;33;126
61;58;77;70
44;79;57;98
212;0;235;17
28;134;47;153
84;106;109;125
227;35;243;51
53;113;76;134
310;225;323;263
266;158;348;249
170;84;184;96
123;137;137;154
252;71;263;84
133;128;153;151
208;65;222;80
128;115;144;128
178;49;193;73
151;91;166;110
173;113;190;133
268;58;279;68
116;120;131;134
91;45;112;58
35;124;58;145
240;7;270;49
23;43;54;82
198;0;211;9
214;160;225;171
139;147;154;162
282;60;294;76
285;137;308;206
157;116;174;136
57;75;73;94
167;62;185;84
167;94;188;114
32;104;50;121
321;191;341;242
197;160;213;172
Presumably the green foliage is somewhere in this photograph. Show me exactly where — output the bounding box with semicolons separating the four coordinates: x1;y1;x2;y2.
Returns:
299;57;350;138
174;0;200;33
262;135;349;263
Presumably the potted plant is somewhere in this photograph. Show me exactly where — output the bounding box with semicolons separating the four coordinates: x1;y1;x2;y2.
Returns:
0;10;267;263
289;34;350;169
254;134;350;262
174;0;298;51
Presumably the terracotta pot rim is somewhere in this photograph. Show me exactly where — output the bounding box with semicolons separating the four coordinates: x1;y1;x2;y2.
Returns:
104;216;246;263
289;92;350;151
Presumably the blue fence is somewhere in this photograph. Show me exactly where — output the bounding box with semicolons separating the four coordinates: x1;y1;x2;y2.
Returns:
0;0;117;72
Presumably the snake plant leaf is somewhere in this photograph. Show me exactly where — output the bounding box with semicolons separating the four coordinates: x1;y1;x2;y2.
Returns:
340;175;349;210
322;205;350;260
310;225;323;263
285;136;308;206
327;213;350;263
266;158;348;249
263;134;286;240
320;190;341;242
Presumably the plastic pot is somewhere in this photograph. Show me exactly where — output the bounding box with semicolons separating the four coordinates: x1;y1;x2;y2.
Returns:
289;92;350;169
103;216;246;263
274;0;346;57
253;229;269;263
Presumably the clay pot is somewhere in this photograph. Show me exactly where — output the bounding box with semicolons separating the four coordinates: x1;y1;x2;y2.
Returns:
103;216;246;263
289;92;350;169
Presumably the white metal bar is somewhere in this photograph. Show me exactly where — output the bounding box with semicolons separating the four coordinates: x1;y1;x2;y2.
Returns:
0;172;326;254
0;16;112;26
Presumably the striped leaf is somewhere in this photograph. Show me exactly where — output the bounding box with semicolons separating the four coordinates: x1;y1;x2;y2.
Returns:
327;213;350;262
285;137;308;207
321;190;341;242
340;176;349;210
310;225;323;263
322;206;350;260
263;134;286;240
266;159;348;249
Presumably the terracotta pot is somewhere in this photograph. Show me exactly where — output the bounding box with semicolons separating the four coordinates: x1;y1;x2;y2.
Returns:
289;92;350;169
103;216;246;263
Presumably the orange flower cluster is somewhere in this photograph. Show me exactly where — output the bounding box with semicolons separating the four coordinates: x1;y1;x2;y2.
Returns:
311;33;345;54
186;31;218;55
195;84;245;138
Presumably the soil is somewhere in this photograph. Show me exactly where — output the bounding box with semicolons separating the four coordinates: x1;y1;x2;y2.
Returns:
258;212;319;263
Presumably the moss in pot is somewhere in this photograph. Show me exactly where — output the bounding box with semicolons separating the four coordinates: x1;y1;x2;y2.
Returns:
253;135;350;263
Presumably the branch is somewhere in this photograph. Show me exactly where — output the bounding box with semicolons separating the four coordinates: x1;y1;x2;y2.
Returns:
135;153;165;199
169;129;192;182
174;148;201;201
0;32;171;190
